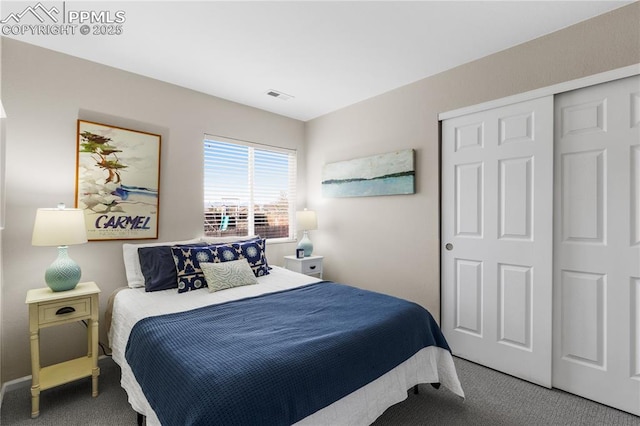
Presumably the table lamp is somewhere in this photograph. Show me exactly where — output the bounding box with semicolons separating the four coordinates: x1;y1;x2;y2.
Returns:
296;209;317;257
32;203;88;292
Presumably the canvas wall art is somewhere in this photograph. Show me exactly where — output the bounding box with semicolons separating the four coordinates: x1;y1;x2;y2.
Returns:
322;149;415;198
75;120;161;240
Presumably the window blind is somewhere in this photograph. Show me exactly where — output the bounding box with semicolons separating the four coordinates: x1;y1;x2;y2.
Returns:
204;137;296;241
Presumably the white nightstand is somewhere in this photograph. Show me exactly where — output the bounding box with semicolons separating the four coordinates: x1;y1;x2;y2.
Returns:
284;255;324;278
25;281;101;418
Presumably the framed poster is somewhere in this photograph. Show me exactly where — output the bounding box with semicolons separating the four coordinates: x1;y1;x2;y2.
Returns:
75;120;161;240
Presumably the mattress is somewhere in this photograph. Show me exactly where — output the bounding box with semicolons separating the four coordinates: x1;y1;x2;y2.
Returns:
109;266;464;425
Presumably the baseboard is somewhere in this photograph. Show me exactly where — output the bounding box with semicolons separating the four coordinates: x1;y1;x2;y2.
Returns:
1;374;31;394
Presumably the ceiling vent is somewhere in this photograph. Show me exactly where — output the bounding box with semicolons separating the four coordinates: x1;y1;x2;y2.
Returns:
266;90;294;101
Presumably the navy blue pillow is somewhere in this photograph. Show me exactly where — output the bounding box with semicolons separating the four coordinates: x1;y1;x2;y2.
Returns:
171;238;269;293
138;243;207;292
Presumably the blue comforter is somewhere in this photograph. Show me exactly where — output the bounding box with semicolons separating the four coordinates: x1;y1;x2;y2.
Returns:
125;282;450;425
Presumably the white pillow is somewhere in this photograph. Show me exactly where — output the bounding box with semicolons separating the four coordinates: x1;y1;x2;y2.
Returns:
200;260;258;293
199;235;258;244
123;238;201;288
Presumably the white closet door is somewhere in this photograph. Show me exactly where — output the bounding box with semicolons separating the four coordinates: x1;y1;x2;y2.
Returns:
442;96;554;387
553;75;640;415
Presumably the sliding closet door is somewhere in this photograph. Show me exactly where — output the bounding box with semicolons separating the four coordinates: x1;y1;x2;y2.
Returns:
441;97;554;387
553;75;640;416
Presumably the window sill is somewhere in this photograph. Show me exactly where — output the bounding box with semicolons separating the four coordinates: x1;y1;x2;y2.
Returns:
266;237;297;245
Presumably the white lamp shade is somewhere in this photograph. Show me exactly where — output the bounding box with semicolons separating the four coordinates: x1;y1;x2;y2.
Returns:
32;208;88;246
296;209;317;231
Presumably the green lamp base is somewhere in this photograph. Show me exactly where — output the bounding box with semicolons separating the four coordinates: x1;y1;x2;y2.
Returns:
45;246;82;292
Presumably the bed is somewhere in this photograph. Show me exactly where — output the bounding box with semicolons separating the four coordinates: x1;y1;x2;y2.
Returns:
108;237;464;425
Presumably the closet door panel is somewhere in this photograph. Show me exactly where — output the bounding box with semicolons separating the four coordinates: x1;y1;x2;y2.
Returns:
553;75;640;416
442;96;554;387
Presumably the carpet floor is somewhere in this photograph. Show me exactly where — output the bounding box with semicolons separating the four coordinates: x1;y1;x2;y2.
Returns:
1;356;637;425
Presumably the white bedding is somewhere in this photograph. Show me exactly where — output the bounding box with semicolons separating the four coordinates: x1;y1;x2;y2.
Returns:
109;266;464;425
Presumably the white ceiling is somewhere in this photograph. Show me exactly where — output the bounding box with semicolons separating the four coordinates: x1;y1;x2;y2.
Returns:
2;1;632;121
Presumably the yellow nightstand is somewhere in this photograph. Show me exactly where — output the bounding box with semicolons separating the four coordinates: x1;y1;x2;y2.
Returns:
25;281;101;418
284;255;324;278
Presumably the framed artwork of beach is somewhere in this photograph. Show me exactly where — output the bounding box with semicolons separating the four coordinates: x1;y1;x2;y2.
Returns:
322;149;415;198
75;120;161;241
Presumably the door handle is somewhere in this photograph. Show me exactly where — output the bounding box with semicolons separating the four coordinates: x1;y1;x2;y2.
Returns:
445;243;453;251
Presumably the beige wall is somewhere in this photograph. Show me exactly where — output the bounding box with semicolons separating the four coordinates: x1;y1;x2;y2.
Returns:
305;3;640;321
1;2;639;385
0;39;305;382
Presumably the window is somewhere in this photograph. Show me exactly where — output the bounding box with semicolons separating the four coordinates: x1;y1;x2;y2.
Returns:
203;136;296;241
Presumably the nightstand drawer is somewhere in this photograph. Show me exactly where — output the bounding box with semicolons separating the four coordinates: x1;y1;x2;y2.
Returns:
38;297;91;325
301;258;323;274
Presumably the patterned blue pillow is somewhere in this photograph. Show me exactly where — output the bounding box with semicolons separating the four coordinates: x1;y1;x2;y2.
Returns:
171;238;268;293
232;238;269;277
171;244;238;293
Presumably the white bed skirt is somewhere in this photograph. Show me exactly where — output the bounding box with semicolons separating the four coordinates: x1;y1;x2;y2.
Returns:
117;345;463;426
